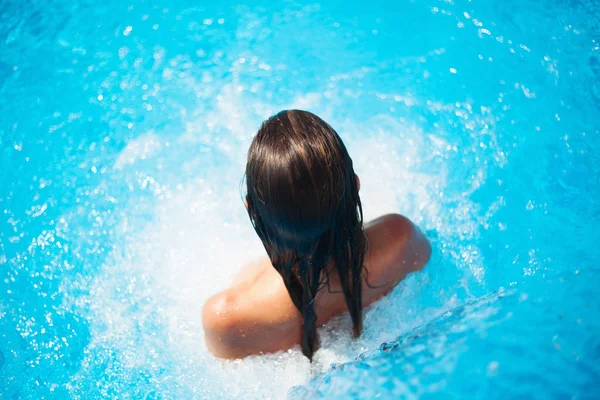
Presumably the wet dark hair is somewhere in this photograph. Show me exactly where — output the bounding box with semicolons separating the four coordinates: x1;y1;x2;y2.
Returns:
245;110;366;360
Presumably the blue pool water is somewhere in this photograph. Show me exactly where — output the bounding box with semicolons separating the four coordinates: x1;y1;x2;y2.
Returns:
1;0;599;398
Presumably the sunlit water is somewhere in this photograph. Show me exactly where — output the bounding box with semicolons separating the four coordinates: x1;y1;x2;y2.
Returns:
1;0;599;398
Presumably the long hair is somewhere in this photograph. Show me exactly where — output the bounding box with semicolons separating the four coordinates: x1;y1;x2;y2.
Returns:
245;110;366;361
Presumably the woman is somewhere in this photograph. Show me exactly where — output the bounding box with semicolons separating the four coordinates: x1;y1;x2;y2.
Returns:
202;110;431;360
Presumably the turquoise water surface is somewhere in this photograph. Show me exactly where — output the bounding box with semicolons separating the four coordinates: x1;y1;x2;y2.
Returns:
1;0;599;398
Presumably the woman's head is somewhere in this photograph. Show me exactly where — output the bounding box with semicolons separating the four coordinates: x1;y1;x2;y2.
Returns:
245;110;366;360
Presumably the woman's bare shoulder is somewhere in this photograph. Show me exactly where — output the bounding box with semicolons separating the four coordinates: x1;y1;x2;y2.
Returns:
363;213;430;288
202;260;302;359
364;214;418;257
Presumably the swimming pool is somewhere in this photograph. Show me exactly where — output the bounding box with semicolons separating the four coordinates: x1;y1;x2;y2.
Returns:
1;0;599;398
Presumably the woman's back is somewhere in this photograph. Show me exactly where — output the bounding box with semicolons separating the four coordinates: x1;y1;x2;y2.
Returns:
202;213;430;359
